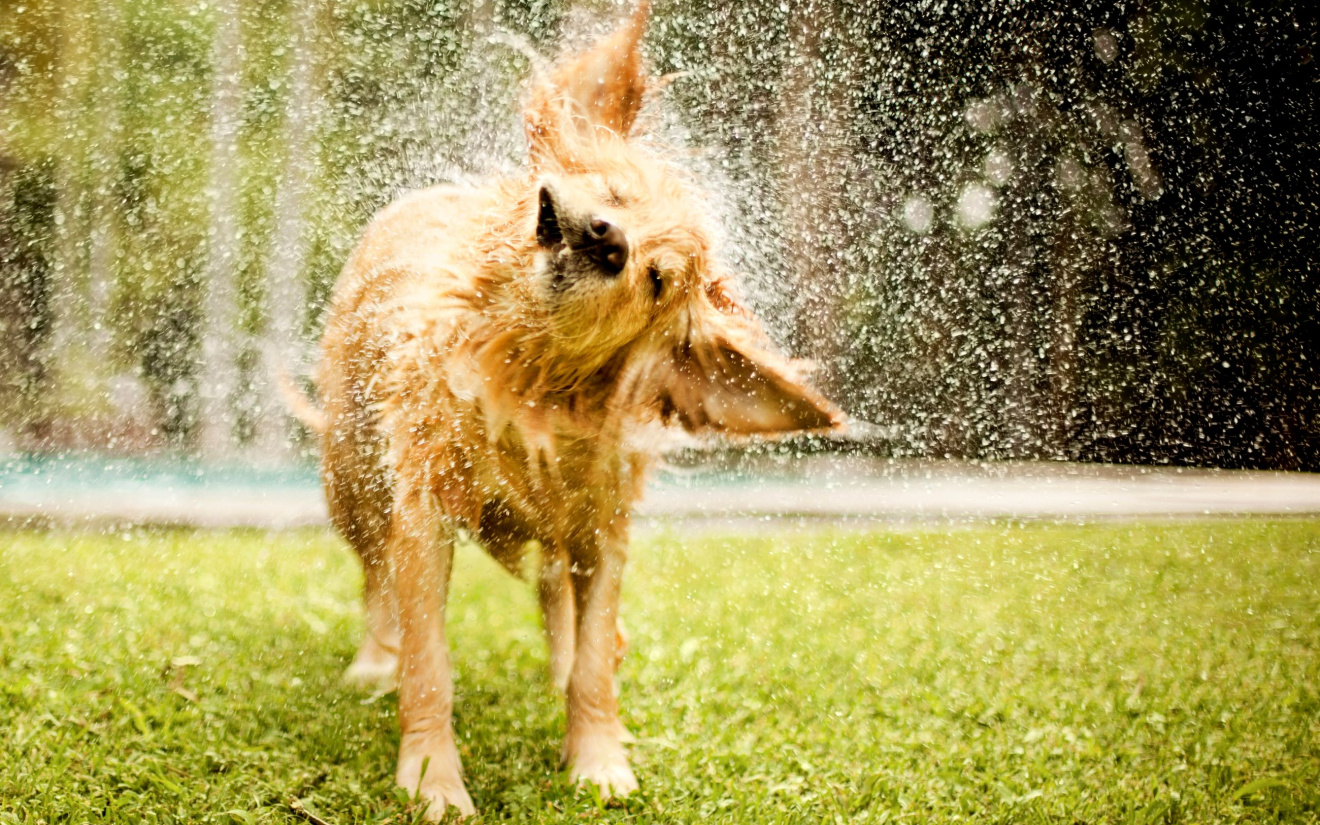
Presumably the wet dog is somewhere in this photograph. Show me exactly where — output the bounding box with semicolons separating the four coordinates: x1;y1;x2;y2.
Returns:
308;2;841;817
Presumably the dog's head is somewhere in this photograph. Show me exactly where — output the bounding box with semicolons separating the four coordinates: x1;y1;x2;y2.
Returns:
508;2;842;436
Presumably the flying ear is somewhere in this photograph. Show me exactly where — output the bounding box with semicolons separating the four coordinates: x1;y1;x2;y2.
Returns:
657;332;843;436
524;1;650;165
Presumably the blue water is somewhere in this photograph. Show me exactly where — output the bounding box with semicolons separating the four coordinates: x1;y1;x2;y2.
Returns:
0;455;324;500
0;454;796;507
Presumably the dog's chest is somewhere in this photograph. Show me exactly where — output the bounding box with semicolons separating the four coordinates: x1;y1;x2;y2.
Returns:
472;427;641;527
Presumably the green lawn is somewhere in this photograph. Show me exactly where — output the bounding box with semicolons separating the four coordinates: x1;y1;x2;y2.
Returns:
1;521;1318;823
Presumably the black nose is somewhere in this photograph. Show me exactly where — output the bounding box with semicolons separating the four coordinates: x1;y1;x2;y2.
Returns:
579;217;629;275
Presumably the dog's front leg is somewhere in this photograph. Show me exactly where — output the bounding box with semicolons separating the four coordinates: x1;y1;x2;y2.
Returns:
563;539;638;799
391;478;475;819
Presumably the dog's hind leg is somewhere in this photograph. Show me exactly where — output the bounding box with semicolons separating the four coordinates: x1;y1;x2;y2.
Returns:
391;472;474;820
344;535;400;689
568;562;633;738
339;526;401;688
324;437;401;689
476;501;577;692
538;543;576;692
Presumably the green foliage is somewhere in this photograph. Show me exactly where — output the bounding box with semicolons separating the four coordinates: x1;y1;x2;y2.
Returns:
1;521;1317;822
0;160;56;425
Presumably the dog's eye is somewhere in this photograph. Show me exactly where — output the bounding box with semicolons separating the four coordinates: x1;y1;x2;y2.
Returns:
648;265;664;299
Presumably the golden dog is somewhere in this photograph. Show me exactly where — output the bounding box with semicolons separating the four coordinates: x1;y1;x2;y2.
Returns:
309;2;841;817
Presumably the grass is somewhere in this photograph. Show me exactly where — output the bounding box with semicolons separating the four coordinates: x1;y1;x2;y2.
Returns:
1;520;1318;824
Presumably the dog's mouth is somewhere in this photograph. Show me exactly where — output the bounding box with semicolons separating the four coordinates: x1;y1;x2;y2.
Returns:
538;185;629;289
537;186;566;249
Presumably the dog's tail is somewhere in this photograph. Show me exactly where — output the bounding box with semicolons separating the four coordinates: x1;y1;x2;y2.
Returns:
276;369;327;434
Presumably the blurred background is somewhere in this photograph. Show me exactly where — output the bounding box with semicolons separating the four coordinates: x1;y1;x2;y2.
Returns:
1;0;1317;471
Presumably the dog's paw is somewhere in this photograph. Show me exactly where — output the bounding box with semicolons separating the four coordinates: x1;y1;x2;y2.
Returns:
343;642;398;690
566;734;638;801
397;732;475;820
571;758;639;801
416;783;476;821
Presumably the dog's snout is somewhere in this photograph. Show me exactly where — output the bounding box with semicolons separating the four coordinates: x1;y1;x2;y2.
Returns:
580;217;628;275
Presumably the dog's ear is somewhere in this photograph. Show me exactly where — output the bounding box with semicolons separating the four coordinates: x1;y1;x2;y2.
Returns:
655;326;843;436
525;1;650;164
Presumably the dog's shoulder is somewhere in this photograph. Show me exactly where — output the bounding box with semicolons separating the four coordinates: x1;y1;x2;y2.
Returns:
326;184;493;322
373;185;478;237
358;184;488;271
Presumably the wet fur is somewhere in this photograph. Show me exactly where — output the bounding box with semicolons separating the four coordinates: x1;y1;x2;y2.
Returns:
311;3;841;817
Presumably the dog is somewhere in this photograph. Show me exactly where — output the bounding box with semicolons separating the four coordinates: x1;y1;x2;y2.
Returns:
307;2;842;817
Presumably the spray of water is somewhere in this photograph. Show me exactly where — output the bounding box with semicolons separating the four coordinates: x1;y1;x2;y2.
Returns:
0;0;1315;470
